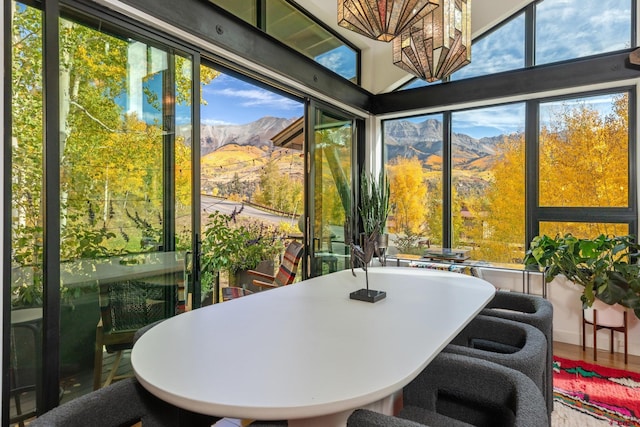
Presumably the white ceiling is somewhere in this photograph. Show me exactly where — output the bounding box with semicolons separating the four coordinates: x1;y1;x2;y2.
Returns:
295;0;535;94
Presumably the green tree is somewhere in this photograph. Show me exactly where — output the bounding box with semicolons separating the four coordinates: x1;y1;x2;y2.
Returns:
12;9;220;265
254;156;303;214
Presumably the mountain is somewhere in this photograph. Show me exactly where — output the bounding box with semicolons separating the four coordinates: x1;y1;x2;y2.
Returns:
177;116;298;156
179;116;509;173
384;119;500;169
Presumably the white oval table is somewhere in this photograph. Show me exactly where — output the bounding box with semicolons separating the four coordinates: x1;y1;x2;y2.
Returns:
132;267;495;426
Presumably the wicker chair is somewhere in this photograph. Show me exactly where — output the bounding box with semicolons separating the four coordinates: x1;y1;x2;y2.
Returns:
93;279;177;390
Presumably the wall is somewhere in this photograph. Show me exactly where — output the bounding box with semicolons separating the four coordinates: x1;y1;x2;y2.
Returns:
391;260;640;356
481;270;640;356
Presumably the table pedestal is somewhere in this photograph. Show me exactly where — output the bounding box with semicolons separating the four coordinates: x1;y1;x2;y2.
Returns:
288;391;400;427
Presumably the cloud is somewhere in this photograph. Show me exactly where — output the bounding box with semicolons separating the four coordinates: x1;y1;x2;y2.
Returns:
536;0;631;64
202;81;301;112
454;14;525;80
201;118;236;126
540;93;619;127
316;52;345;72
315;46;356;79
453;104;526;138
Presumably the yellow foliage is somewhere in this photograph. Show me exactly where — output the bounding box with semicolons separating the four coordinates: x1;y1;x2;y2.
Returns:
387;156;428;234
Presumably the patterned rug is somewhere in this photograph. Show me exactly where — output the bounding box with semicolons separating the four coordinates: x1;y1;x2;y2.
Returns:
553;356;640;426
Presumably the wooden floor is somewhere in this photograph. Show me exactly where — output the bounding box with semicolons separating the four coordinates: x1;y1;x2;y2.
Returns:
554;341;640;373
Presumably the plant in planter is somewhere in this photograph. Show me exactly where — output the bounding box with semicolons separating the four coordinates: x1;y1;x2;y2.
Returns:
349;170;390;303
358;170;391;265
523;233;640;319
201;208;286;300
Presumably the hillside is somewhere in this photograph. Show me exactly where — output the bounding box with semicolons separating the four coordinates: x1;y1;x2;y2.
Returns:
201;144;304;194
178;116;298;156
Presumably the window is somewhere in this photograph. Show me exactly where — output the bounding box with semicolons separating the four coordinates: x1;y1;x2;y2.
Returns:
450;12;525;81
539;222;629;239
382;89;635;263
10;3;44;421
383;114;444;254
535;0;632;65
197;65;305;294
451;104;526;263
209;0;359;82
539;93;629;208
395;0;634;86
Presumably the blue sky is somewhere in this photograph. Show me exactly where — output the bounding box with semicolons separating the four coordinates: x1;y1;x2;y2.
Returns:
200;74;303;126
315;45;357;81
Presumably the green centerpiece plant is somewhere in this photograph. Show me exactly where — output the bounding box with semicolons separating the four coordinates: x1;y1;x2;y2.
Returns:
523;233;640;319
349;170;391;303
358;170;391;264
359;170;391;242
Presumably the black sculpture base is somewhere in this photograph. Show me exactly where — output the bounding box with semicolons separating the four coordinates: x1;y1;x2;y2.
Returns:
349;288;387;303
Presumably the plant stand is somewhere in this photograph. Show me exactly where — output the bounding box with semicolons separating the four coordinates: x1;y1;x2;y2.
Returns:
349;236;386;303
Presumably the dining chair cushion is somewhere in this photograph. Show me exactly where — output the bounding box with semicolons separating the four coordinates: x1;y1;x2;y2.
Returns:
444;314;547;401
348;409;426;427
401;352;548;427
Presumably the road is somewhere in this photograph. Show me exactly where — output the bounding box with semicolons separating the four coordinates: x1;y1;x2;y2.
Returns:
200;195;300;229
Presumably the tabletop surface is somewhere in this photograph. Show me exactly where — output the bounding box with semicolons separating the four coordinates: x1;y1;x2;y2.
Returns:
132;267;495;422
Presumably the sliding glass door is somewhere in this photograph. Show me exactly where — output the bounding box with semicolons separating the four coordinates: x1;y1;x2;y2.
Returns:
307;103;357;277
9;4;197;417
55;17;196;398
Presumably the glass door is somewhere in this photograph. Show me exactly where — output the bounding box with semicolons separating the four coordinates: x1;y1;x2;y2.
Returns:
10;5;199;416
54;18;194;399
307;103;356;277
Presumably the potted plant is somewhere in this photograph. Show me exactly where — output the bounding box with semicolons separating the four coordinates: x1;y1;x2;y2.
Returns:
349;170;391;303
358;170;391;264
523;233;640;319
200;208;285;300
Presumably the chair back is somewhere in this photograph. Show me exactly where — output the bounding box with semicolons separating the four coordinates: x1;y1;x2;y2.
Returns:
29;378;220;427
481;291;554;422
273;241;304;287
99;280;173;334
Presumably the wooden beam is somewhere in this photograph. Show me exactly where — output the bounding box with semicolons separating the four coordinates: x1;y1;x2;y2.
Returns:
630;48;640;66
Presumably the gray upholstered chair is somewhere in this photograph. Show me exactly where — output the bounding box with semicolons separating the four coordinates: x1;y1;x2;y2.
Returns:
481;291;554;420
29;377;220;427
348;352;549;427
443;313;547;405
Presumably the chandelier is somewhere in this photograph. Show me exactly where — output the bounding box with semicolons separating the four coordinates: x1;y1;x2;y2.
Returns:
337;0;440;42
392;0;471;82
